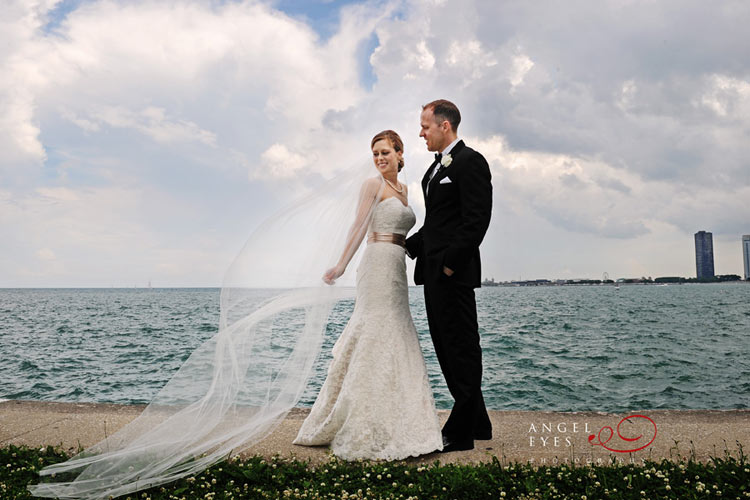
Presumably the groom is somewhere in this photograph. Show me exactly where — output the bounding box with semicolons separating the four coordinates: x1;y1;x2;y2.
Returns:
406;99;493;452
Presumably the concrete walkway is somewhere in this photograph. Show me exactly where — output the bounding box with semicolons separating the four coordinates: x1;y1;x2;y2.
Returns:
1;400;747;466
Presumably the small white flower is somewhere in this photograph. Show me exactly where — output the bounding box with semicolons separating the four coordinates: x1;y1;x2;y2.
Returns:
441;154;453;167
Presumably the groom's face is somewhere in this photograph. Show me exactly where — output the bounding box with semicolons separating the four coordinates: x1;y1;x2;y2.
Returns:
420;108;447;153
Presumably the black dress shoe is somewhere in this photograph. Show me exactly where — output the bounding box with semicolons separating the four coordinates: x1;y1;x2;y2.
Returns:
440;436;474;452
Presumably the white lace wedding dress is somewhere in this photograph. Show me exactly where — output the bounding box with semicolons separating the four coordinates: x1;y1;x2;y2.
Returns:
293;197;443;460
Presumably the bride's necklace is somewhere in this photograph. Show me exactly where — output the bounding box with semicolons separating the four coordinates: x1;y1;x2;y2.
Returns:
384;178;403;193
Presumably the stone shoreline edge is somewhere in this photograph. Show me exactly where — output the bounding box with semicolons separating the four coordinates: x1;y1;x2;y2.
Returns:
2;400;748;466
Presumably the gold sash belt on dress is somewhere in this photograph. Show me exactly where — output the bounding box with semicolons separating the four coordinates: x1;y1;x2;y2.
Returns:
367;232;406;247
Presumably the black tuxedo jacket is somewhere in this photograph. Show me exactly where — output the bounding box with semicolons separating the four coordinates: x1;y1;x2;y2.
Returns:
405;140;492;288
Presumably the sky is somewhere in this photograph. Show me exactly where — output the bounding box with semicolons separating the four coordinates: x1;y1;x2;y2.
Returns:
1;0;749;287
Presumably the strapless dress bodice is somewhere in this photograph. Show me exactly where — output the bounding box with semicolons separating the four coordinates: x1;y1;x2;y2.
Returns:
368;197;416;235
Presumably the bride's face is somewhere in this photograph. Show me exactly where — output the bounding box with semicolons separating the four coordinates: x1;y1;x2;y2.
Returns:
372;139;401;176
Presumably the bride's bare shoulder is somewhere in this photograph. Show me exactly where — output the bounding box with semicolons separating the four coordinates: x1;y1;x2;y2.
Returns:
359;176;383;196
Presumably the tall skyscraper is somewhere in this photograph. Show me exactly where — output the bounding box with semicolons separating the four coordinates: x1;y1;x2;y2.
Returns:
743;235;750;280
694;231;715;279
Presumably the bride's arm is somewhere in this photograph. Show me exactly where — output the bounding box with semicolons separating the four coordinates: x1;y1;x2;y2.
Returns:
323;177;382;284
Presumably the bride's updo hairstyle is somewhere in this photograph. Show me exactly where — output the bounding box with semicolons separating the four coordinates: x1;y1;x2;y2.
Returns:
371;129;405;172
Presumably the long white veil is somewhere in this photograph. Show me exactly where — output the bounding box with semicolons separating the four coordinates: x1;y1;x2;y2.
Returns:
28;161;386;499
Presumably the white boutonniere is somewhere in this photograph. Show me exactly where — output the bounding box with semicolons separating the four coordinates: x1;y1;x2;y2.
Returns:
440;153;453;167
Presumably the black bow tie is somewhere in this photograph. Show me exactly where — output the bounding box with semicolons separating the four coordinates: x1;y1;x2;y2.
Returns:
434;153;442;162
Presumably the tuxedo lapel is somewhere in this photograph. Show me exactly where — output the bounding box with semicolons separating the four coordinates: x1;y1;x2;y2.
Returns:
446;140;466;162
422;157;440;199
427;164;446;199
425;140;466;202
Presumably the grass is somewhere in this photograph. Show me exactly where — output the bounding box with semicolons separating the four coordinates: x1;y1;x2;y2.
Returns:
2;444;748;499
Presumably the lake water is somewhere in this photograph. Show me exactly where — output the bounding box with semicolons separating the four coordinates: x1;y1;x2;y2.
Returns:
1;284;748;412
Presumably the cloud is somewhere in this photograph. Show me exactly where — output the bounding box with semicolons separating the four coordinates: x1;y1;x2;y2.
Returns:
35;248;56;261
470;135;650;240
367;0;749;276
698;74;750;127
0;1;55;168
256;144;309;180
0;0;395;285
0;0;381;170
1;183;234;286
68;106;219;146
2;0;750;284
509;53;533;89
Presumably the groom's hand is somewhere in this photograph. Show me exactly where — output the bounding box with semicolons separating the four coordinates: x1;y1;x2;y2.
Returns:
443;266;454;276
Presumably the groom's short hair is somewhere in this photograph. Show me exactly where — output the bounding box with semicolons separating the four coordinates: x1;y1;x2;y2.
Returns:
423;99;461;133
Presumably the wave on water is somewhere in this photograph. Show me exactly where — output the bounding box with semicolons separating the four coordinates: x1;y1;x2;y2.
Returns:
1;285;749;412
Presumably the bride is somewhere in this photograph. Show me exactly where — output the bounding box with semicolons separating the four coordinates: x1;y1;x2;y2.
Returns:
293;130;443;459
29;130;440;499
